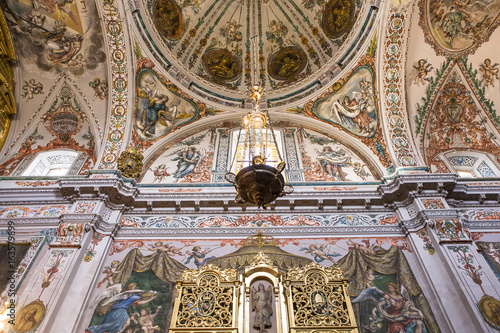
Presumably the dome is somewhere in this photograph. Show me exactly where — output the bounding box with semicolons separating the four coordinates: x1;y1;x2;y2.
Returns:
138;0;377;108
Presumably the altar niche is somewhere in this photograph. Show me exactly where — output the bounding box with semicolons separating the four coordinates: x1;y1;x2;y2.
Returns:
243;254;284;333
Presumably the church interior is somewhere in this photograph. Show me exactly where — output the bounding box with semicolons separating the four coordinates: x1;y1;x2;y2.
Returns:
1;0;500;331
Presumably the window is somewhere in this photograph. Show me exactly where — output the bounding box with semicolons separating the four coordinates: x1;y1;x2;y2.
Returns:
443;151;500;178
21;150;79;176
229;129;284;174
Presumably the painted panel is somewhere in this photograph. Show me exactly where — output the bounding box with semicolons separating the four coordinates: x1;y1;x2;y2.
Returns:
82;236;440;332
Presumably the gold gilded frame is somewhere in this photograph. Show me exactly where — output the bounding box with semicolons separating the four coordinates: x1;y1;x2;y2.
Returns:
284;263;359;333
169;264;240;333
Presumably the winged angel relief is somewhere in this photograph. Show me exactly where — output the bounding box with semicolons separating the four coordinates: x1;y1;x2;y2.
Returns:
313;68;378;137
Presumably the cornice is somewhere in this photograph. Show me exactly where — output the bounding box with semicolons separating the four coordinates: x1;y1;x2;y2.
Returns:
116;225;403;238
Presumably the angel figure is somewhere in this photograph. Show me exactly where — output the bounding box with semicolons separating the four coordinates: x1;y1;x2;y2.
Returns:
479;59;499;87
132;306;162;333
300;244;341;264
413;59;433;86
86;283;158;333
21;79;44;101
352;283;426;333
150;164;170;183
89;78;108;100
146;241;182;256
171;146;205;183
353;162;370;181
97;260;122;288
252;284;273;333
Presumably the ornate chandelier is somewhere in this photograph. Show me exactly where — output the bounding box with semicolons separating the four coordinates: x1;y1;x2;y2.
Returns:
225;37;293;208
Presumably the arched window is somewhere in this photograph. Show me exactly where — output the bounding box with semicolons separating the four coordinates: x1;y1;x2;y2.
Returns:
19;150;80;176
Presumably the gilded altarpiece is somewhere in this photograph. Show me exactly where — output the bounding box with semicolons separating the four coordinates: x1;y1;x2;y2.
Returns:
285;263;359;333
169;265;240;333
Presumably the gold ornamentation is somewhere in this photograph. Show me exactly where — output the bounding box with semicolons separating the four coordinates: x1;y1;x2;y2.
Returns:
322;0;355;39
268;46;307;81
13;300;46;333
285;263;357;332
479;294;500;329
0;9;16;152
250;251;273;267
171;268;239;332
202;48;241;82
154;0;184;40
117;146;144;179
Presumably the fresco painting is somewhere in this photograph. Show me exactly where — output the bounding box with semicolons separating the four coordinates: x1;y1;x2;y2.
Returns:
142;129;215;183
3;0;106;75
477;241;500;281
312;67;378;138
135;68;200;141
421;0;500;55
84;237;440;332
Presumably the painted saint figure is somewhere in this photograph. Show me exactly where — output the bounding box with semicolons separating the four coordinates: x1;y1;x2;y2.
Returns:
352;283;426;333
171;146;205;182
251;284;273;333
315;146;351;181
86;283;158;333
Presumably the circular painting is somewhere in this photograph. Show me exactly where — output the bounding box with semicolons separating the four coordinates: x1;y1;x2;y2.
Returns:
154;0;184;40
322;0;356;39
267;46;307;81
202;49;242;81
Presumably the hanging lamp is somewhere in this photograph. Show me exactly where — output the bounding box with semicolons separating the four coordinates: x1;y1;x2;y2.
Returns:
225;36;293;208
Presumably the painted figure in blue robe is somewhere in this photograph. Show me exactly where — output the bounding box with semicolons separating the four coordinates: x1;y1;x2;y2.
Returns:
171;146;203;183
139;93;171;135
185;246;216;268
86;283;158;333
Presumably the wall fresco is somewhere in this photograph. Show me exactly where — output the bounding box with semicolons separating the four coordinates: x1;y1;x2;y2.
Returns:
0;82;97;176
419;0;500;56
477;241;500;281
82;236;439;332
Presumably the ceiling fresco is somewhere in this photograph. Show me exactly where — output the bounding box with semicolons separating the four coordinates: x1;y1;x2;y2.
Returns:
136;0;377;103
3;0;106;75
419;0;500;56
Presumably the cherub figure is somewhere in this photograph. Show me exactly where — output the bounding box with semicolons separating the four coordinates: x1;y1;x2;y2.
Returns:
300;244;341;264
22;79;44;101
89;78;109;100
185;246;216;268
413;59;433;86
353;162;370;181
347;239;378;255
132;306;162;333
150;164;170;183
479;59;499;87
97;260;121;288
146;241;181;256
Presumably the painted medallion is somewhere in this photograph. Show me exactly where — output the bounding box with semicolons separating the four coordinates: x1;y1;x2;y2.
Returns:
154;0;184;40
202;49;241;82
420;0;500;55
268;47;308;81
322;0;356;39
